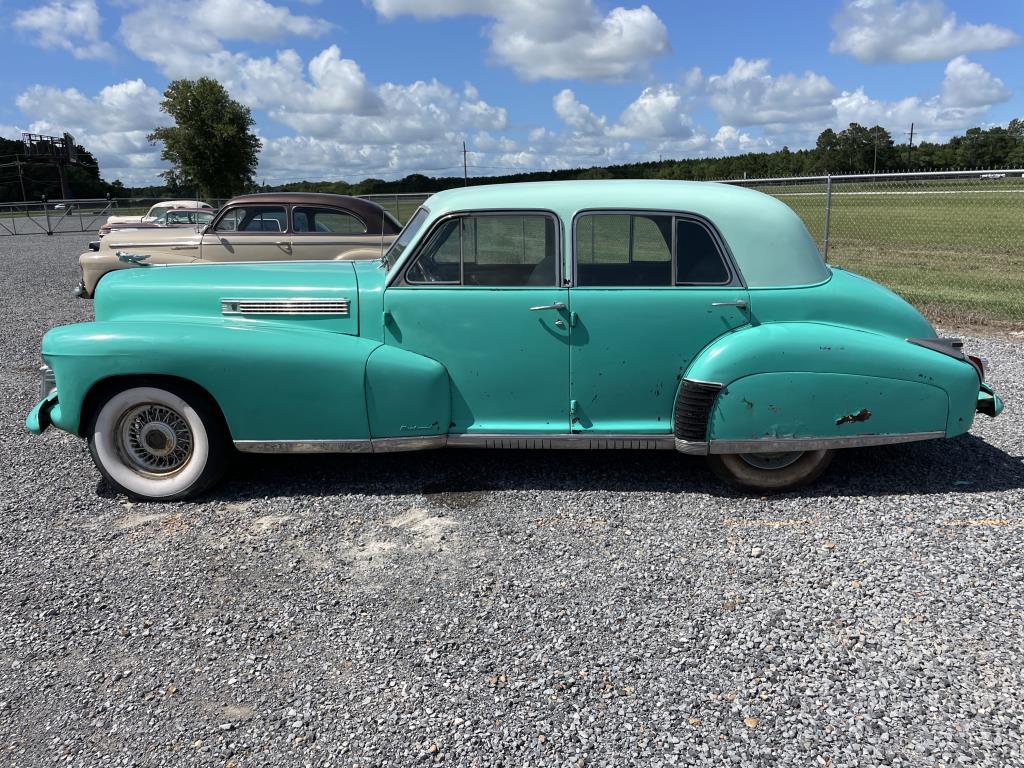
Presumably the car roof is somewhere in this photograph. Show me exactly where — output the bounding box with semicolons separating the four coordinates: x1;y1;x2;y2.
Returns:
419;180;828;288
224;192;401;234
153;200;211;208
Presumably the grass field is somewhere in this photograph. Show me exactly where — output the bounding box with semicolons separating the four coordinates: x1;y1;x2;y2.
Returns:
768;185;1024;326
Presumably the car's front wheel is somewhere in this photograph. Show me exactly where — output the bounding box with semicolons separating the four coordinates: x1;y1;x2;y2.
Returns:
707;449;834;492
86;384;228;501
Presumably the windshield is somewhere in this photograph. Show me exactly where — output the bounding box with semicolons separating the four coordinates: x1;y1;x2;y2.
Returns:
384;207;429;270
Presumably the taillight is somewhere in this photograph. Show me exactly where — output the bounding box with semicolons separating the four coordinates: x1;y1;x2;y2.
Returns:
967;354;987;381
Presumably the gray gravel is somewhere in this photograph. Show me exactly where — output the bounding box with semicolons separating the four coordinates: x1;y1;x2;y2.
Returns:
2;231;1023;767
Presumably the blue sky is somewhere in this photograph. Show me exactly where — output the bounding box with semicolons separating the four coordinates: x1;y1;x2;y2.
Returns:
1;0;1020;185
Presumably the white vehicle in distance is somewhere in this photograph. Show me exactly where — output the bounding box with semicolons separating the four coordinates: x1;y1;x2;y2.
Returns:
103;199;212;228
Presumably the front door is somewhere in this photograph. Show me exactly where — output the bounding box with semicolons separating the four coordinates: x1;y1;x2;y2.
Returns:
200;204;292;262
384;211;569;433
569;211;750;434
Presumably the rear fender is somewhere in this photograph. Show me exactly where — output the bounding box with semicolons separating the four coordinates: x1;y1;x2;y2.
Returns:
681;322;979;443
43;320;379;441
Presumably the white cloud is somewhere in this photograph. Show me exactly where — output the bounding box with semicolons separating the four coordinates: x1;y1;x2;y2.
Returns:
13;0;112;60
270;75;506;143
195;0;325;40
14;80;169;184
553;86;694;140
119;0;328;78
370;0;669;81
829;58;1010;135
712;126;771;154
706;58;837;127
553;89;606;134
940;55;1011;109
830;0;1019;63
608;85;693;139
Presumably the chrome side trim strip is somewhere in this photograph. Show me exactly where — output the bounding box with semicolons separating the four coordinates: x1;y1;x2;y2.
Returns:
372;436;447;453
708;431;944;454
446;434;674;450
235;439;372;454
674;438;710;456
221;297;350;316
236;431;943;456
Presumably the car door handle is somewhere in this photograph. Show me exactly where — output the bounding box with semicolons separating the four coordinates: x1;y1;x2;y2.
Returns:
276;241;291;249
529;302;566;311
711;300;747;309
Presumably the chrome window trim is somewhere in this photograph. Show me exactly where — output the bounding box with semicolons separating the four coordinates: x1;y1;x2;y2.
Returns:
570;208;746;289
384;206;431;276
290;205;368;236
392;208;564;289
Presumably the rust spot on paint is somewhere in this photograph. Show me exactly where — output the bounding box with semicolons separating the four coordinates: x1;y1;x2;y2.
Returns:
742;397;754;410
836;408;872;426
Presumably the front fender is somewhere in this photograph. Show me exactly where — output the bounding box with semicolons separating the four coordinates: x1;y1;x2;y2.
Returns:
42;320;381;441
683;322;980;441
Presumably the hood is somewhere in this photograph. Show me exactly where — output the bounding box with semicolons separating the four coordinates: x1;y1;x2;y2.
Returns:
100;226;202;251
94;261;361;336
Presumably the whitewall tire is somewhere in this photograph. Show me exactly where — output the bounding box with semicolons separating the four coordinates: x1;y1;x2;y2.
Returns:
708;449;834;492
87;384;227;501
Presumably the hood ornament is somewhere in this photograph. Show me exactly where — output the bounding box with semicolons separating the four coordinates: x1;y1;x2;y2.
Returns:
115;251;152;266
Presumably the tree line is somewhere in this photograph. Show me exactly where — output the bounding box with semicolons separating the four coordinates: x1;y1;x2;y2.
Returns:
1;74;1021;202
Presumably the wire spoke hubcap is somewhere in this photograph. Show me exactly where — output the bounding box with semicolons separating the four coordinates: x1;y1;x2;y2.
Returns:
738;451;803;471
117;403;193;475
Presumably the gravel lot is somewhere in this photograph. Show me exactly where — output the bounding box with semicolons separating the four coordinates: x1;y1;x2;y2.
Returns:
1;232;1022;767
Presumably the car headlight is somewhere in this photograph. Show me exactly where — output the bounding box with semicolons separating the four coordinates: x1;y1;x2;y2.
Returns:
39;364;56;400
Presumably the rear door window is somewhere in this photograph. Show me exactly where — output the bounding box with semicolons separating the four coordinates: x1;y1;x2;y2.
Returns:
292;206;366;234
574;212;732;286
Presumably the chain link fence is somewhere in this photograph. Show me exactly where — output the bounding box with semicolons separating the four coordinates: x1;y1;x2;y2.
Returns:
726;170;1024;326
2;176;1020;326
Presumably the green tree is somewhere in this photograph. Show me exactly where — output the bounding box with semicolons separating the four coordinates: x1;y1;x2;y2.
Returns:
148;78;262;199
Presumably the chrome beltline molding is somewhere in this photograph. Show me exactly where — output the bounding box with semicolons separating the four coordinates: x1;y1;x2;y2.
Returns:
236;431;944;455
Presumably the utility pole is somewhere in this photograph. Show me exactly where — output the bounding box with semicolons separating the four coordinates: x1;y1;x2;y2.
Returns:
462;141;468;187
15;158;26;201
907;122;914;168
872;129;878;174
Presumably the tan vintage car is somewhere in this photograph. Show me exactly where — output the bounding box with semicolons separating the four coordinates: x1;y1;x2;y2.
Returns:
77;193;401;298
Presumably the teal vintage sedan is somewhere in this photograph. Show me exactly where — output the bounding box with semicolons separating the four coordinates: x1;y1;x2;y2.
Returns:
27;180;1002;500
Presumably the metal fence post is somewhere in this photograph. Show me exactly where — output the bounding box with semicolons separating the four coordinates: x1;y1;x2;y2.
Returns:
822;174;832;260
42;196;52;236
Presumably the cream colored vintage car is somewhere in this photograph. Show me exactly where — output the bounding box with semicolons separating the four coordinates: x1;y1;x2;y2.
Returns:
77;193;401;298
103;199;213;228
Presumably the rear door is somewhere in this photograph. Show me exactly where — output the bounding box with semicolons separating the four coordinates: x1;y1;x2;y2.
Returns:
200;204;292;262
568;211;749;434
291;204;393;260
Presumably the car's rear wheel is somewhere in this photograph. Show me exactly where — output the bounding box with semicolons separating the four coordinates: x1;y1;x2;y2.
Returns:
86;384;227;501
708;449;834;492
